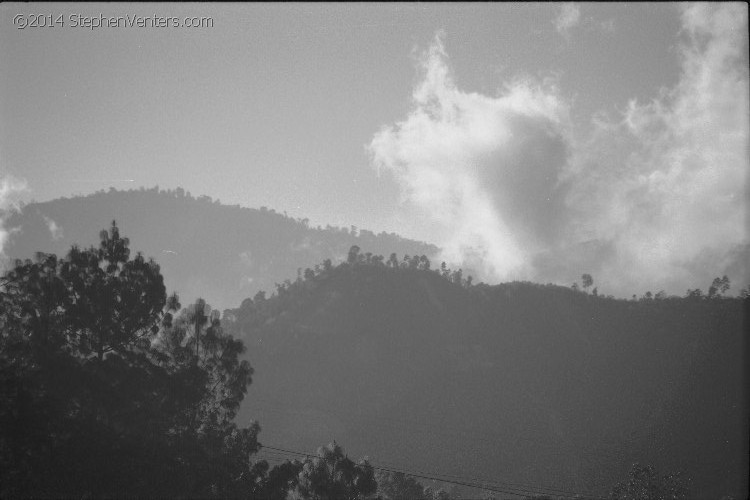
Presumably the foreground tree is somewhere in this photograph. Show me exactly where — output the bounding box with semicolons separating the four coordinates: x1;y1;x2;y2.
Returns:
152;297;259;496
248;442;377;500
0;223;259;498
609;463;690;500
250;459;304;500
376;470;429;500
62;221;170;359
294;442;377;500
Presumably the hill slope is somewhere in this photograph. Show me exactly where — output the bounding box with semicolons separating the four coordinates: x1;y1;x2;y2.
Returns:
226;257;747;499
1;187;437;309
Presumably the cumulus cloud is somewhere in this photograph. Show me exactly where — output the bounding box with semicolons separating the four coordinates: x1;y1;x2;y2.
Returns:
369;35;572;280
369;3;749;296
554;3;581;39
43;215;63;241
564;2;749;294
0;175;28;268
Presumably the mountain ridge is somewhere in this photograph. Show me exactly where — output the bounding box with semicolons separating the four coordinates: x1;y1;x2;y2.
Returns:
1;187;438;309
226;256;747;499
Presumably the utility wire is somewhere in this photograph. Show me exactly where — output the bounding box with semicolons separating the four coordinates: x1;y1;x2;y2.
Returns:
257;448;586;499
260;444;607;500
246;397;659;467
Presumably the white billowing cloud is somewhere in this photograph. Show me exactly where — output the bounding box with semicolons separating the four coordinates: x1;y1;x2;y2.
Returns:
554;3;581;39
43;215;63;241
369;3;749;296
566;2;749;294
369;35;572;280
0;175;28;267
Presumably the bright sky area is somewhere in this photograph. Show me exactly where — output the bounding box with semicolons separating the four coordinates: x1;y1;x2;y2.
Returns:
1;2;748;295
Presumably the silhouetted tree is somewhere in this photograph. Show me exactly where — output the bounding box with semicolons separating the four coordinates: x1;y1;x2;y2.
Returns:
293;442;377;500
609;463;690;500
1;222;174;361
153;300;259;496
0;252;70;353
388;253;399;268
708;275;730;298
250;459;304;499
419;255;431;271
62;221;169;360
582;273;593;291
423;485;454;500
305;268;316;281
450;268;463;285
440;261;448;277
348;246;361;265
0;224;259;498
376;470;428;500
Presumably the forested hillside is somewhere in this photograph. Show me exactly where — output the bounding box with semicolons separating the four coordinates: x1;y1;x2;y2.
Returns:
0;224;456;500
1;188;437;309
2;197;747;499
2;220;746;499
226;250;748;499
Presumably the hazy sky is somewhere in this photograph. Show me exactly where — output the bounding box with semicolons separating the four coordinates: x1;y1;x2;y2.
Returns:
1;3;748;295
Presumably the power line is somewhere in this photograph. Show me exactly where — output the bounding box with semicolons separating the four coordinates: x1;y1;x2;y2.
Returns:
260;444;608;500
264;444;602;500
245;397;658;468
244;396;665;498
257;448;587;499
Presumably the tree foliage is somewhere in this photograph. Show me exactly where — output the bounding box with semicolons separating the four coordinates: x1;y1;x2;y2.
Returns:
609;463;690;500
249;442;378;500
582;273;594;290
294;442;377;500
376;470;431;500
0;222;259;498
708;275;730;298
226;250;746;500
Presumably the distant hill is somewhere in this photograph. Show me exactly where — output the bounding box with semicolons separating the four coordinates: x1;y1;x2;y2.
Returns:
226;254;747;499
1;187;437;309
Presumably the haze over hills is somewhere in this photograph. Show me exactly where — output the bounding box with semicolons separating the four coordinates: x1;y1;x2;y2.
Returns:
1;4;748;499
0;187;437;310
1;188;747;498
226;253;747;500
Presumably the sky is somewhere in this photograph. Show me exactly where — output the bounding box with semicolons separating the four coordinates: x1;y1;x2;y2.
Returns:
1;2;748;296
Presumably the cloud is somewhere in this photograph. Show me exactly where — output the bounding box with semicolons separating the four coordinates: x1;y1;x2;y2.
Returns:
369;3;749;296
369;34;572;280
565;2;749;294
43;215;63;241
554;3;581;39
0;175;28;268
